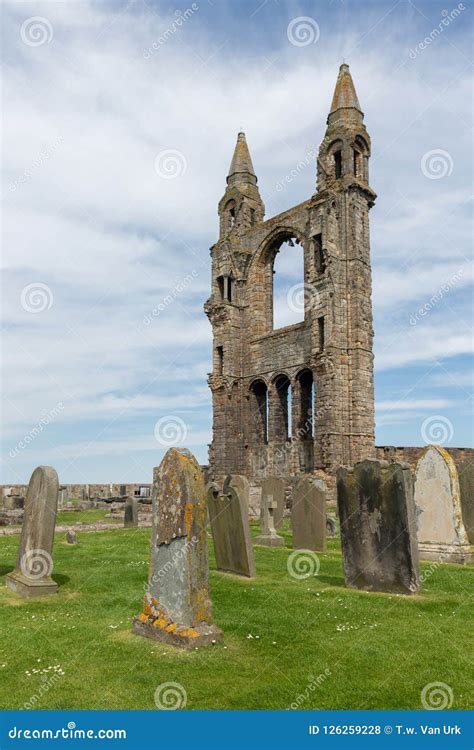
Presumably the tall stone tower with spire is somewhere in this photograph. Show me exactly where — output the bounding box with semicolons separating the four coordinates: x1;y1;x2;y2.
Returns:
205;64;376;485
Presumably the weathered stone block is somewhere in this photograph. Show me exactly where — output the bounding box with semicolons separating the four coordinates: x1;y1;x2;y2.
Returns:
207;477;255;577
65;529;77;545
337;459;420;594
292;477;326;551
414;446;472;564
6;466;59;598
132;448;223;648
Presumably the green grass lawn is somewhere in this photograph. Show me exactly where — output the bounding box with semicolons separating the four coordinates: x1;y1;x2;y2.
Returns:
56;509;122;526
0;521;472;710
7;509;122;530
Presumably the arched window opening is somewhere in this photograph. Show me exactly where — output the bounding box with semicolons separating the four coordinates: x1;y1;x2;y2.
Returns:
272;375;292;441
217;274;233;302
250;380;268;444
216;345;223;376
334;150;342;179
296;369;314;439
318;316;325;351
313;234;325;274
353;149;361;177
354;136;369;181
272;236;304;330
217;275;224;299
225;200;236;232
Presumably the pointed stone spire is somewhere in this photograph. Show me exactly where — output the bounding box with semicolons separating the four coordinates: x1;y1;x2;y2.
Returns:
227;132;257;187
328;64;363;125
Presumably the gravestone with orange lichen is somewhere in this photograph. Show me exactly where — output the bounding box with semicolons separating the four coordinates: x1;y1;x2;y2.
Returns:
132;447;223;648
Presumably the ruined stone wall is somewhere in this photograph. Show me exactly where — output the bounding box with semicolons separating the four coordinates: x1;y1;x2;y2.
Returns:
375;446;474;471
206;137;376;483
1;483;152;505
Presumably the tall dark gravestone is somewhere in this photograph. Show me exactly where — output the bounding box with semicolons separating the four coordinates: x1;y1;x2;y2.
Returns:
292;477;326;552
124;497;138;528
337;459;420;594
207;476;255;578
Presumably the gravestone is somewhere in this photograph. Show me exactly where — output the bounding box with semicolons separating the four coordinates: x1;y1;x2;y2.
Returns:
261;476;285;530
124;497;138;528
292;478;327;551
6;466;59;598
337;459;420;594
255;489;284;547
326;514;337;537
132;448;223;648
3;495;24;511
226;474;250;510
414;446;472;563
207;477;255;577
65;529;77;545
458;459;474;544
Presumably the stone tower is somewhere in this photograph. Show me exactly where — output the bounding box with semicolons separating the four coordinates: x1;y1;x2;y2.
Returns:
205;64;376;484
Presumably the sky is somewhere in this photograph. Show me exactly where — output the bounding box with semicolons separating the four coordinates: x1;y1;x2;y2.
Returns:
1;0;473;485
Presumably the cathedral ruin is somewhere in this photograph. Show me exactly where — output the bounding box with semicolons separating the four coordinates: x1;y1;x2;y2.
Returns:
205;64;376;483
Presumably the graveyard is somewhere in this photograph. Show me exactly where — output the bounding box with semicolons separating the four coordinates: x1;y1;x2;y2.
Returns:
2;7;472;733
0;511;472;711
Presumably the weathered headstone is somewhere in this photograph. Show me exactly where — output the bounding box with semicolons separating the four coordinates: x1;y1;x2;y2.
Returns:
3;495;24;511
292;477;327;551
65;529;77;545
458;459;474;545
261;476;285;530
255;489;284;547
124;497;138;528
207;477;255;577
337;459;420;594
132;448;223;648
414;446;472;564
326;514;337;537
6;466;59;598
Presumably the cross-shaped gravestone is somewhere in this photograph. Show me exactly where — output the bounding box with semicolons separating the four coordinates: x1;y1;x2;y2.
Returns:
255;492;284;547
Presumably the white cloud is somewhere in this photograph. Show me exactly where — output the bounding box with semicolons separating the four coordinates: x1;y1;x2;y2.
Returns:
1;0;472;479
